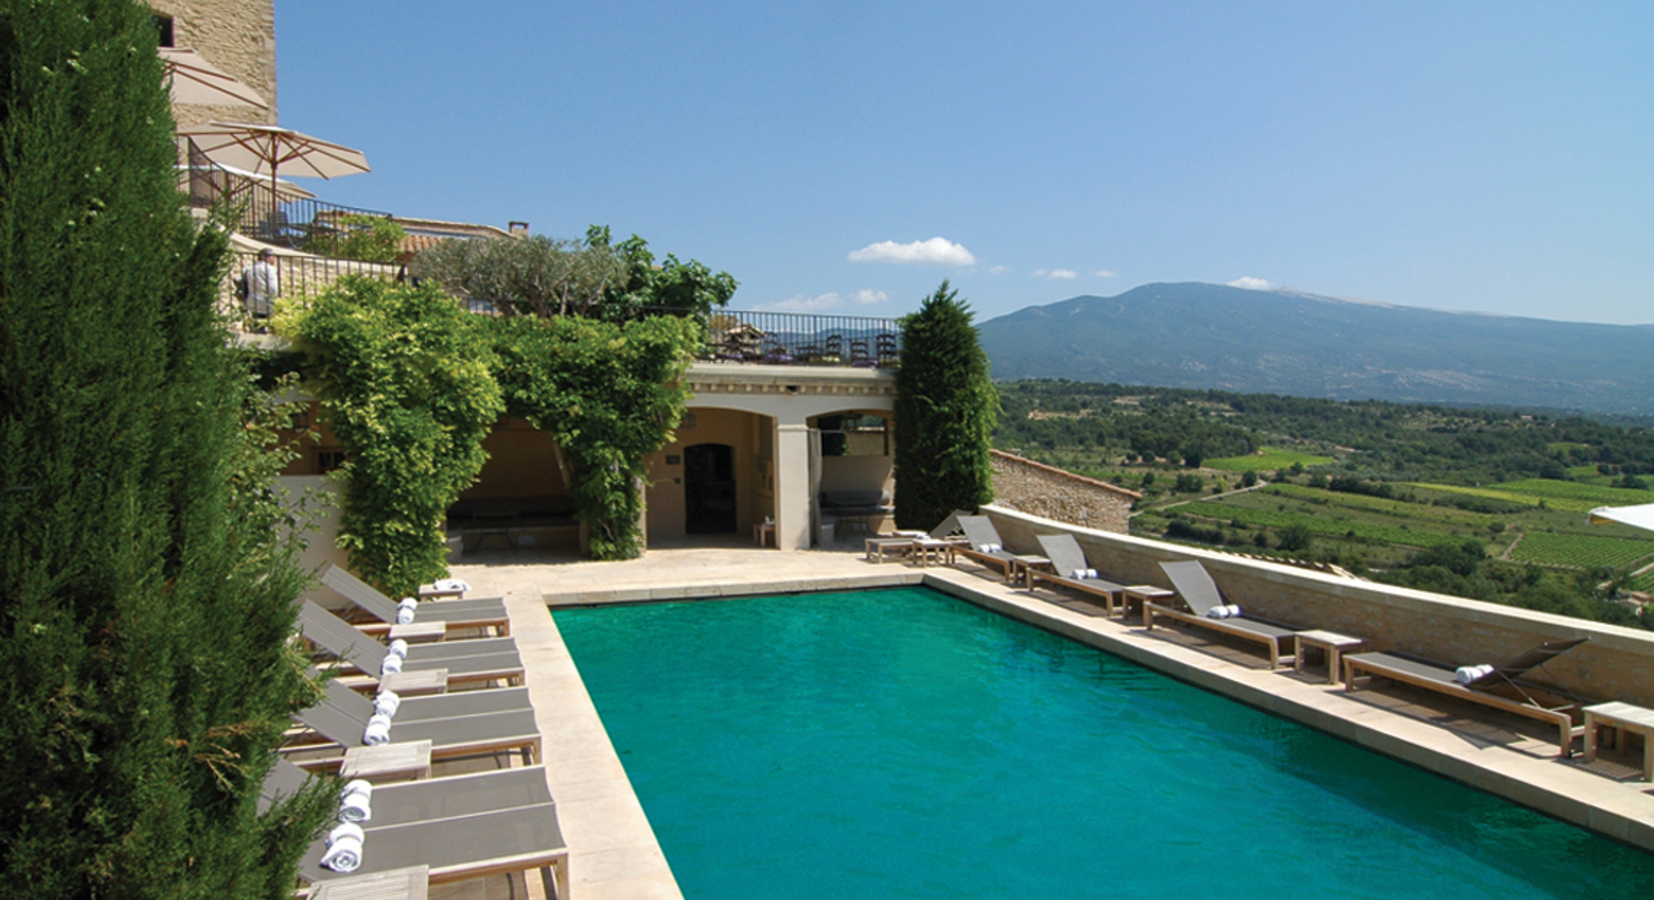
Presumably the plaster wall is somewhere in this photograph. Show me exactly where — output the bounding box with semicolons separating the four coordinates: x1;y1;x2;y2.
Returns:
645;408;762;540
465;418;565;500
985;505;1654;707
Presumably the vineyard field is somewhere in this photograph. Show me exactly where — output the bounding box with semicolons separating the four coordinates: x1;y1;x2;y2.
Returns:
1179;501;1464;549
1510;532;1654;570
1205;448;1333;472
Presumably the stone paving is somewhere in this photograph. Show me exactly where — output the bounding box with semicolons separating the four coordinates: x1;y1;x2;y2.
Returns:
449;536;1654;898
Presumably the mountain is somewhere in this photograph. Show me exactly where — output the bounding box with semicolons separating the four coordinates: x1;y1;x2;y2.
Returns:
976;282;1654;415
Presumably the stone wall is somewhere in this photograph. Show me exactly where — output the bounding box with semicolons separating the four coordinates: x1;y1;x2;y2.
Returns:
985;505;1654;707
152;0;278;128
989;450;1139;535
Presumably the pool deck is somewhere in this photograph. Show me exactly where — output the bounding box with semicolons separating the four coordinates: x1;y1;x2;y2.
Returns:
454;541;1654;898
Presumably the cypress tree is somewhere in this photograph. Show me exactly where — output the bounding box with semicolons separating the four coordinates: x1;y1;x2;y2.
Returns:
0;2;330;897
893;281;999;529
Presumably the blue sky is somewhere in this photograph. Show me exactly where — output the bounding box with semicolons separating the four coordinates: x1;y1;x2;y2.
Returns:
273;1;1653;324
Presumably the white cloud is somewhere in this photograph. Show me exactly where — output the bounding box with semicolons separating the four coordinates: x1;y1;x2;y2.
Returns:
1032;268;1078;280
848;237;976;266
987;265;1013;276
1094;269;1116;278
1228;276;1277;291
759;289;889;313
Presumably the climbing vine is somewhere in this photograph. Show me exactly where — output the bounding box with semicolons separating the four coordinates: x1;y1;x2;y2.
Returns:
282;276;503;594
484;314;702;559
282;274;704;583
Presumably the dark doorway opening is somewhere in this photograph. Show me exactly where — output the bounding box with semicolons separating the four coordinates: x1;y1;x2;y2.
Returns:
684;443;737;534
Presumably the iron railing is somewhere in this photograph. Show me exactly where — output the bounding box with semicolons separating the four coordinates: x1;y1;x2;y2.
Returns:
698;309;901;368
223;249;405;329
183;139;394;252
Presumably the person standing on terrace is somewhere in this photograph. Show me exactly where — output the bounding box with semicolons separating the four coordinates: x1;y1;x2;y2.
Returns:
240;247;279;330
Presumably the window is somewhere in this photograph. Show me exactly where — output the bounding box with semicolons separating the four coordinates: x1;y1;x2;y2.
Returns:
818;415;889;457
317;449;347;472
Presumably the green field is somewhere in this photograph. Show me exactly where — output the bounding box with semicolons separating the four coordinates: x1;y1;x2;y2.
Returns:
1267;484;1498;528
1205;447;1334;472
1510;532;1654;570
1179;500;1466;549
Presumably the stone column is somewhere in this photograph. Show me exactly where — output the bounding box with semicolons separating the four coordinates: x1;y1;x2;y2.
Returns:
775;421;813;550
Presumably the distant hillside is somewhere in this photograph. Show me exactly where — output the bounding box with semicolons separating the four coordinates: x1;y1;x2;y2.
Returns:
977;283;1654;415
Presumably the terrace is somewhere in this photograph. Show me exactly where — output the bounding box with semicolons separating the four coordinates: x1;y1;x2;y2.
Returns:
447;507;1654;898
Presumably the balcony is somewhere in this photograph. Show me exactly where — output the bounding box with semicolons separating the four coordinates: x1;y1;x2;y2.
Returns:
700;309;901;368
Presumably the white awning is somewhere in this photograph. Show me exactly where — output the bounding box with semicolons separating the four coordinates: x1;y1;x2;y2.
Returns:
1587;503;1654;534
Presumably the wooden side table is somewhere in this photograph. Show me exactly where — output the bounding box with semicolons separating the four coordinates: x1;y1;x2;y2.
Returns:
341;739;433;784
387;621;446;644
1584;701;1654;781
378;669;448;697
1008;555;1052;588
1294;629;1365;685
313;865;430;900
1120;586;1175;624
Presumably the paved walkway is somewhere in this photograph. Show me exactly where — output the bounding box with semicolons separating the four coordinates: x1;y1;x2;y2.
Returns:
455;540;1654;898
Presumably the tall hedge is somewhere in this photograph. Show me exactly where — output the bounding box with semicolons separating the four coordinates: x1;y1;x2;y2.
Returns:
0;2;330;896
893;281;999;529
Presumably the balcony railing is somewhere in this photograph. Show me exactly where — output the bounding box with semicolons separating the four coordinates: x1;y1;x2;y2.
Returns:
698;309;901;368
183;139;394;252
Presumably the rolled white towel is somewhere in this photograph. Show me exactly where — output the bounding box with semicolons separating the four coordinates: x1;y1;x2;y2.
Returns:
979;542;1002;553
362;712;393;746
373;690;401;719
433;578;471;593
1224;604;1243;618
338;782;373;824
387;639;410;659
380;654;403;676
397;596;419;612
1206;605;1228;619
321;822;365;873
341;778;374;803
396;606;415;625
1455;664;1495;685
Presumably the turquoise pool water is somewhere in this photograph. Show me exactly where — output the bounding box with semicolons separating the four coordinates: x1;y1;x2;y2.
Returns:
555;587;1654;899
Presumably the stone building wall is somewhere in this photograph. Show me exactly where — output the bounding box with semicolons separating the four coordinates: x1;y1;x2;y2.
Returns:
989;450;1139;534
151;0;278;128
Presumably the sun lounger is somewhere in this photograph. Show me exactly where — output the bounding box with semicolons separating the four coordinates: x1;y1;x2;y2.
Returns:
317;680;533;724
954;515;1020;579
289;683;541;766
1145;560;1299;668
270;759;569;897
297;601;524;688
321;566;510;637
301;801;568;896
864;510;969;563
1028;534;1131;613
1344;637;1590;757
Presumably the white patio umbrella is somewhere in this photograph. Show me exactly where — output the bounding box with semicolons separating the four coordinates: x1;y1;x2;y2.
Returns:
158;47;268;109
174;121;371;212
1587;503;1654;535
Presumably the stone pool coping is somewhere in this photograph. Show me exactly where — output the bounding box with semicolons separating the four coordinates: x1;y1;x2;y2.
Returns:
462;546;1654;898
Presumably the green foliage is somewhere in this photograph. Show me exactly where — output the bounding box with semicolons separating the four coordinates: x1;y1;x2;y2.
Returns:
284;277;503;594
894;282;999;529
412;225;736;320
0;2;331;894
303;213;407;263
1174;473;1204;493
483;314;701;559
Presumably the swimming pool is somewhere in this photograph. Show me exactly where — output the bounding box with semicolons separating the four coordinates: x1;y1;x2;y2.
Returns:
555;587;1654;898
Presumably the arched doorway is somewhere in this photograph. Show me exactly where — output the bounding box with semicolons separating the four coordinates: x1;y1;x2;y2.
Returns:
684;443;737;534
